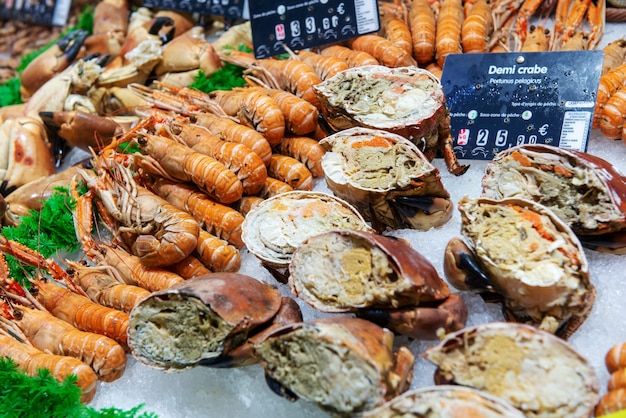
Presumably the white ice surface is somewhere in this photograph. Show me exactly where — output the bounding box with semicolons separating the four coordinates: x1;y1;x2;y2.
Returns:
89;24;626;418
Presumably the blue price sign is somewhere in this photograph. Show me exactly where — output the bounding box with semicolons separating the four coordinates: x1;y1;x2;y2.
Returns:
248;0;379;58
441;51;603;160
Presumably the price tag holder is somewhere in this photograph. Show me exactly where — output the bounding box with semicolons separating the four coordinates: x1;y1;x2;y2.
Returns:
248;0;379;58
0;0;70;26
141;0;246;20
441;51;603;160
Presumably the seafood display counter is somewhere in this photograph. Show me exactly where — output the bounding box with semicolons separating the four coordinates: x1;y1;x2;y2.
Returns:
1;3;626;416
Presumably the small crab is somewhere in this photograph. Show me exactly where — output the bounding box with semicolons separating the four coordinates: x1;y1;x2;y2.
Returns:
254;316;415;417
443;196;595;339
289;229;467;340
319;127;453;232
126;273;302;370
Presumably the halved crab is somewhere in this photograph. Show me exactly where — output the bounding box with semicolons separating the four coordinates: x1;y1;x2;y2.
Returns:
320;127;453;231
241;190;373;280
289;229;467;339
481;144;626;253
254;316;415;417
424;322;600;418
362;385;526;417
127;273;302;370
443;196;595;339
314;65;467;175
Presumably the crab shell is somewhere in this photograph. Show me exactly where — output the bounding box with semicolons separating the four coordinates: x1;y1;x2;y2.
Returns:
481;144;626;252
314;65;446;159
424;322;600;418
254;316;415;417
127;273;284;370
289;229;450;311
241;190;373;270
362;385;526;417
444;196;594;338
0;117;56;195
320;127;452;231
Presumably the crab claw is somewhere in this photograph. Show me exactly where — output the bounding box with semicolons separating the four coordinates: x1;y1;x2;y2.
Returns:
148;16;176;44
391;196;453;230
20;30;89;100
357;293;468;340
443;237;495;292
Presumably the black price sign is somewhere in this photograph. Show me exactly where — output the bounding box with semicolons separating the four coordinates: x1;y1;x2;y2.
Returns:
441;51;603;160
248;0;379;58
0;0;70;26
141;0;246;20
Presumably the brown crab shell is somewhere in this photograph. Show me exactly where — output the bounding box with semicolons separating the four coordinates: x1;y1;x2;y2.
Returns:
362;385;526;417
424;322;600;418
241;190;373;269
254;316;414;417
314;65;446;156
452;196;594;337
481;144;626;238
127;273;283;370
319;127;452;231
288;229;450;312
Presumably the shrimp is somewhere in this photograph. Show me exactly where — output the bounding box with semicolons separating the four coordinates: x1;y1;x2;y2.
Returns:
595;389;626;417
560;31;589;50
607;342;626;373
410;0;437;65
66;261;151;313
195;229;241;272
609;368;626;391
77;159;200;267
0;333;98;403
258;177;294;198
209;88;285;145
435;0;464;66
134;132;244;204
128;83;273;166
97;244;186;291
168;255;211;279
600;84;626;140
513;0;544;44
219;50;322;109
152;178;245;248
461;0;494;53
234;196;265;216
318;45;379;67
594;64;626;128
602;39;626;75
294;49;349;80
267;154;314;191
380;12;413;56
246;86;319;136
6;304;127;382
349;34;417;67
520;25;551;52
277;136;326;178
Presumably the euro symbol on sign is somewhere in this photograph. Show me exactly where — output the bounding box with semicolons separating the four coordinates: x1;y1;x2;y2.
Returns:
538;124;549;135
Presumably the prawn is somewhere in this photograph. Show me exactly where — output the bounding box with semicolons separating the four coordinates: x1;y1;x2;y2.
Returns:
601;39;626;75
600;84;626;140
219;50;322;109
258;177;294;198
380;12;413;56
293;49;349;80
195;229;241;273
410;0;437;65
128;83;273;166
152;178;245;248
168;255;211;279
318;45;379;67
76;159;200;267
277;136;326;178
267;154;314;191
66;261;151;313
246;86;319;136
0;333;98;403
461;0;494;53
520;25;551;52
435;0;464;66
133;132;244;204
349;34;417;67
594;64;626;128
